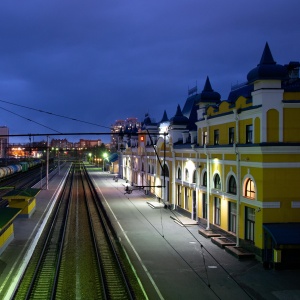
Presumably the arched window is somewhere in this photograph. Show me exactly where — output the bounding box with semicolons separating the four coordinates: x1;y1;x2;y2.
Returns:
162;164;169;177
202;171;207;187
185;169;189;181
177;167;182;180
148;164;150;173
228;175;237;194
214;174;221;189
192;170;197;184
151;165;155;174
245;178;255;199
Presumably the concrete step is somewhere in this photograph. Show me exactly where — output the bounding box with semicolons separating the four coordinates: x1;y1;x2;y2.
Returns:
198;228;221;238
211;236;236;248
225;246;255;260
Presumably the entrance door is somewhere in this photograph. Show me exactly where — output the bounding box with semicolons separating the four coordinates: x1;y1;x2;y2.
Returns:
192;190;197;220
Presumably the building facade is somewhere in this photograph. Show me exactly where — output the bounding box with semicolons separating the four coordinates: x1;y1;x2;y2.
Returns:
0;126;9;158
111;118;141;149
119;44;300;267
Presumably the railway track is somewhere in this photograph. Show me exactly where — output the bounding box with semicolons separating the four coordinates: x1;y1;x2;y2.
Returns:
0;162;57;192
13;162;142;299
0;162;60;208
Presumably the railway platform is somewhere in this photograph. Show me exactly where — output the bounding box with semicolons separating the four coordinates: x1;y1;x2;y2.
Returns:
0;163;300;300
88;167;300;300
0;163;71;300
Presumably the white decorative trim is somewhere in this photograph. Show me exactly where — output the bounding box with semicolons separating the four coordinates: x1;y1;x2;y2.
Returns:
223;192;238;201
198;186;207;192
291;201;300;208
211;188;222;195
240;198;281;208
241;197;262;207
190;183;196;189
261;162;300;168
262;202;281;208
238;161;300;169
283;103;300;108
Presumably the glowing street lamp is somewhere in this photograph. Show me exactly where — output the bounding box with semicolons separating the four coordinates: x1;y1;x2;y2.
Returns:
102;152;108;171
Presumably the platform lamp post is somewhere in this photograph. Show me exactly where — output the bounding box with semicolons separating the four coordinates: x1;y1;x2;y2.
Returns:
118;143;125;179
103;152;108;171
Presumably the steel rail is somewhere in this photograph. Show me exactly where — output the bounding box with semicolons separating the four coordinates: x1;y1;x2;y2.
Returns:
79;165;107;299
13;165;74;299
83;164;135;299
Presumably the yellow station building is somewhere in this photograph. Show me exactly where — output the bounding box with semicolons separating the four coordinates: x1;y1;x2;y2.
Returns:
120;43;300;268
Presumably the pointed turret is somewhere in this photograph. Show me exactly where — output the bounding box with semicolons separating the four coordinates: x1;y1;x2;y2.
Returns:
159;110;169;123
259;42;275;65
247;42;288;83
199;76;221;102
170;105;189;126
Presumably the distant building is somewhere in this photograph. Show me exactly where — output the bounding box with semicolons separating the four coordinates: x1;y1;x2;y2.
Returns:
50;138;102;149
50;139;73;149
110;117;141;149
0;126;9;158
77;139;102;148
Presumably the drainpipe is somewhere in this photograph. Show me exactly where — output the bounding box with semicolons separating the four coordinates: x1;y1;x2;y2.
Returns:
234;109;240;247
170;143;175;209
234;109;239;144
192;145;199;222
204;115;211;230
235;145;240;247
205;146;211;230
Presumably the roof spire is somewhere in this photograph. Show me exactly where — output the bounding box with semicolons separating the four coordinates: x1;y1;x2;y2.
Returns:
160;110;169;123
203;76;213;92
199;76;221;102
259;42;276;65
247;42;288;83
175;104;183;117
170;104;189;126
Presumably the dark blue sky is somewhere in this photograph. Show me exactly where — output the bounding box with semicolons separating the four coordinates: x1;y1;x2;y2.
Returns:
0;0;299;143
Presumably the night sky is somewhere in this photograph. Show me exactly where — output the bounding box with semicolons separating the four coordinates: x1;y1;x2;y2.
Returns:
0;0;299;144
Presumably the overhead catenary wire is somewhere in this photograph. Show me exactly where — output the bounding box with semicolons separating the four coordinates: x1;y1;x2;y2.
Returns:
0;106;62;134
0;98;112;130
114;179;254;299
122;193;221;298
167;208;254;299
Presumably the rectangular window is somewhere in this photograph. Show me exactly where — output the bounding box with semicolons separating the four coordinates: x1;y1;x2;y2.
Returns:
228;202;237;233
202;172;207;187
177;185;181;207
245;207;255;242
202;131;207;145
214;197;221;225
214;129;219;145
192;190;197;221
202;193;207;219
229;127;235;144
185;187;189;209
246;125;253;144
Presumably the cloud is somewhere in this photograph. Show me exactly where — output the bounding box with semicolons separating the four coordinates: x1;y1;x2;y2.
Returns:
0;0;299;143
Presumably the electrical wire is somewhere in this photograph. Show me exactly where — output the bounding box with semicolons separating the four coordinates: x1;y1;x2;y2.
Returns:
166;208;254;299
111;179;254;299
0;106;61;133
0;98;112;130
113;184;221;299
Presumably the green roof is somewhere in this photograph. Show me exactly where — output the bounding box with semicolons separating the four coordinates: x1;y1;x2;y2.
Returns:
3;188;40;199
0;207;22;230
